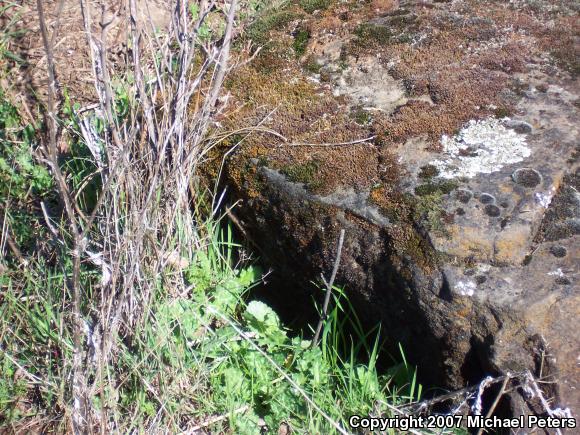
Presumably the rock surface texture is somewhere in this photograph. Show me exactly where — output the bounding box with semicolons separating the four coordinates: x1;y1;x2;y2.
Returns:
220;0;579;418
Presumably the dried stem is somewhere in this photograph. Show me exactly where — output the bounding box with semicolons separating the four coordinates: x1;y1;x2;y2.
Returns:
475;375;510;435
312;229;345;347
36;0;87;431
34;0;241;430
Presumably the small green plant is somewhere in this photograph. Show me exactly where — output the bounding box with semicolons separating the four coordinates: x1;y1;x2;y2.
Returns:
354;23;394;46
0;358;28;421
202;283;420;433
0;94;51;201
293;27;310;57
246;10;299;46
0;92;53;255
299;0;331;14
189;2;219;40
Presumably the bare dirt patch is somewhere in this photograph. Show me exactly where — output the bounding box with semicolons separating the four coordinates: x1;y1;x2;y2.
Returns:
0;0;170;109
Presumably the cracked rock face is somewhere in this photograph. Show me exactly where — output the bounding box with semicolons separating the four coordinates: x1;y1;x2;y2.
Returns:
222;0;580;417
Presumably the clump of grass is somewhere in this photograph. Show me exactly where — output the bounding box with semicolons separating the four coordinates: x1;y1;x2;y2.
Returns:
299;0;332;14
3;0;244;431
246;9;299;45
0;217;419;432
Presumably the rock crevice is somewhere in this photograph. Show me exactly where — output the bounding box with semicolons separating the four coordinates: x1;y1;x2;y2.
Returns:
221;0;579;416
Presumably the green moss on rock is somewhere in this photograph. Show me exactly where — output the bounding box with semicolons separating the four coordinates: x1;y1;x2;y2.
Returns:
354;23;394;46
414;193;451;236
304;56;322;74
494;107;512;118
352;106;372;125
414;179;458;196
281;160;321;189
293;28;310;57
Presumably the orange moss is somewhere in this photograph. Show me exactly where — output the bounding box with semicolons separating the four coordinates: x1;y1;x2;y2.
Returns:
205;0;577;274
221;51;380;194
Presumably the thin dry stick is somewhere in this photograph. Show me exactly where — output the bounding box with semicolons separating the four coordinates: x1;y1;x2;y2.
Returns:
0;346;58;389
475;375;510;435
400;372;523;414
185;405;250;433
286;136;376;148
312;229;345;347
205;0;236;111
0;212;27;266
378;401;429;435
36;0;78;235
36;0;87;432
50;0;67;47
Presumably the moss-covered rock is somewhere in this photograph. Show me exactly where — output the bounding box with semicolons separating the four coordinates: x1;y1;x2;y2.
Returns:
215;0;580;414
280;160;321;189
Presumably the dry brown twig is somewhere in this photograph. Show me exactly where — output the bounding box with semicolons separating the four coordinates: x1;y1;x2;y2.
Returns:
475;375;510;435
34;0;240;431
185;405;250;433
312;228;346;347
36;0;89;432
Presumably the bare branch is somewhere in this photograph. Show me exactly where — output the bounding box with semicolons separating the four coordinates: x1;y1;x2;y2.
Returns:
312;229;346;347
37;0;87;431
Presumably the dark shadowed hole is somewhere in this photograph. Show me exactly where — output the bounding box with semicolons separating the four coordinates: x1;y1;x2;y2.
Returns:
227;216;518;419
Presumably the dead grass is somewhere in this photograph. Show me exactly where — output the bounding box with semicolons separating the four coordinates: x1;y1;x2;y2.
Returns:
0;0;171;109
1;0;239;431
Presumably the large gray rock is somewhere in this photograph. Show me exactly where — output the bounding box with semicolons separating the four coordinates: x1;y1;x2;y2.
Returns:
224;0;579;418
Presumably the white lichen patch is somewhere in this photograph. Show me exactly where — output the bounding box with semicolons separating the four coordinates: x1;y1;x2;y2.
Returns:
456;280;476;297
535;187;556;209
332;59;407;114
432;118;531;179
548;268;566;278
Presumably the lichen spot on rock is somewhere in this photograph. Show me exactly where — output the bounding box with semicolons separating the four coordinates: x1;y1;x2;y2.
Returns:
479;193;496;204
484;204;501;217
549;245;567;258
512;168;542;188
456;280;476;297
432;118;531;179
